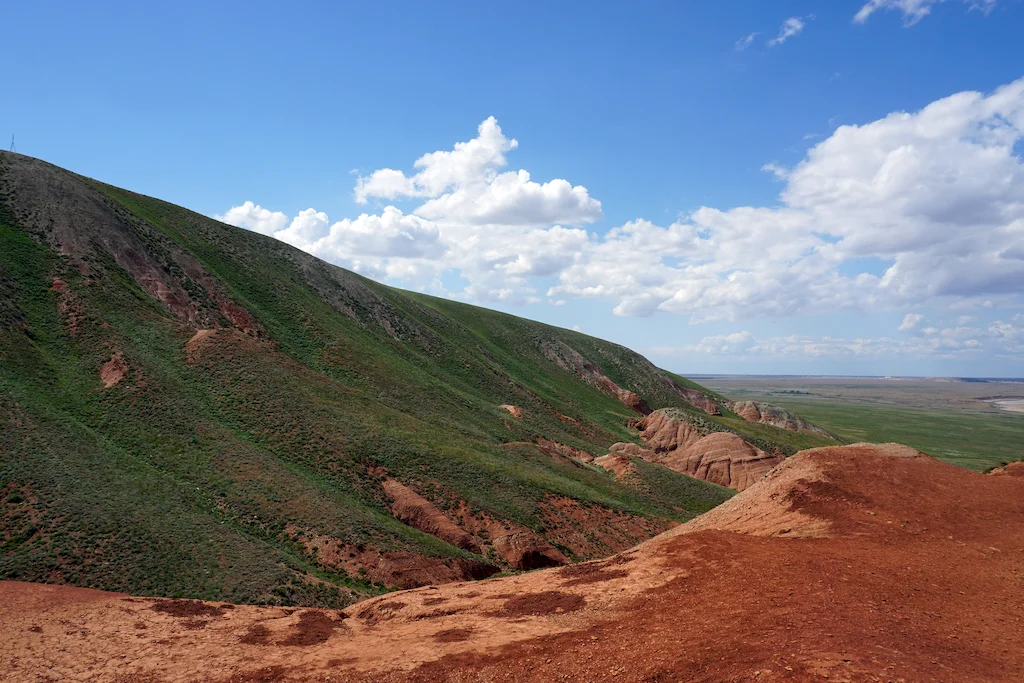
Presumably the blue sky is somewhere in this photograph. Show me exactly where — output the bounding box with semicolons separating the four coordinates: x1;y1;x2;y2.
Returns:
5;0;1024;376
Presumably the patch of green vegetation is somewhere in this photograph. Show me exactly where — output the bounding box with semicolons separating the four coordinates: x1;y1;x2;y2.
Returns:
751;397;1024;471
628;458;735;516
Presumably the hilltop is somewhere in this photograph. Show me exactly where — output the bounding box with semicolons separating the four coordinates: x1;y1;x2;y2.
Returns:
0;151;837;606
3;443;1022;681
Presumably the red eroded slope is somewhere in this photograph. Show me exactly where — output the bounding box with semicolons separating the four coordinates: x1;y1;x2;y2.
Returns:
611;410;784;490
2;445;1023;682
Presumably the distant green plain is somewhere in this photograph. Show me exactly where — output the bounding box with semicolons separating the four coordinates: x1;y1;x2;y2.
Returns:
697;383;1024;471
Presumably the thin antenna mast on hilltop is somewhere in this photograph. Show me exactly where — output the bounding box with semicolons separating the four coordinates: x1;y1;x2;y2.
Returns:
9;135;14;153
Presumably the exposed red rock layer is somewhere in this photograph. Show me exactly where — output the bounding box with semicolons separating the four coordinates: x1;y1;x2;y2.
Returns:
594;453;635;479
613;410;783;490
665;432;782;491
285;526;494;589
674;387;721;414
382;479;480;553
4;443;1024;682
632;410;702;452
381;479;564;571
731;400;830;435
536;437;594;464
607;442;655;459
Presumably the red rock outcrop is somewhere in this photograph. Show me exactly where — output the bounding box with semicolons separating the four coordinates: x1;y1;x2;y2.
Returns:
595;377;651;415
594;453;635;479
287;527;494;589
665;432;782;491
675;387;722;415
635;410;703;452
536;437;594;464
731;400;830;435
486;524;567;570
624;410;783;491
382;480;480;553
733;400;762;423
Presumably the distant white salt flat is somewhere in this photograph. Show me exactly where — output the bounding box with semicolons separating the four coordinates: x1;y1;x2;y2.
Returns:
993;399;1024;413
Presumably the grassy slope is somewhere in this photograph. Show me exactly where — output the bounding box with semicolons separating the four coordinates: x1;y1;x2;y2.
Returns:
5;152;822;606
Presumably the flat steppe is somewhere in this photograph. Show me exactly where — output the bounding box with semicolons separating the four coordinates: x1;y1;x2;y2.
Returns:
694;375;1024;471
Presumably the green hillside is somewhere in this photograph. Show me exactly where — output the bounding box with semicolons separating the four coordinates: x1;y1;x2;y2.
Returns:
0;151;832;607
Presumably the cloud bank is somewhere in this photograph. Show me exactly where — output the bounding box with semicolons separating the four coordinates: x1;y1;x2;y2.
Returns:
657;315;1023;361
218;78;1024;341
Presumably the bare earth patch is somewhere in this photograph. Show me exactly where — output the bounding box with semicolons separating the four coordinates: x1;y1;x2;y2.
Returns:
2;444;1024;682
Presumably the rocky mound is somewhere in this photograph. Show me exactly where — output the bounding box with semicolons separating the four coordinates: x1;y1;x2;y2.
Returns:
4;443;1023;682
594;453;635;479
611;409;783;490
732;400;831;435
669;432;782;491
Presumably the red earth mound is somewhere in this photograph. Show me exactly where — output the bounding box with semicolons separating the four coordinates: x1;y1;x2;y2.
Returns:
613;410;783;490
382;479;481;552
3;443;1023;682
594;453;636;479
99;350;127;388
731;400;831;435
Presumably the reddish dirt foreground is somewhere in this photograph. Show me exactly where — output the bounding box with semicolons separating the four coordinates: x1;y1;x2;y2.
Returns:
3;443;1024;682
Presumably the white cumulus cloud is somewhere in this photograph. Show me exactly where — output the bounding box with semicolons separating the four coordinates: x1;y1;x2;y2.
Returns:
215;201;289;236
899;313;926;332
218;117;600;300
219;81;1024;331
274;208;330;248
550;77;1024;321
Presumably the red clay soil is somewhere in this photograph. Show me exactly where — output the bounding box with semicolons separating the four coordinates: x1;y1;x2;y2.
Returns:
594;453;636;479
3;443;1024;682
382;479;481;552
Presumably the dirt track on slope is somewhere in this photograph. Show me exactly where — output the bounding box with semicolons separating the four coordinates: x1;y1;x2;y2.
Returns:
2;444;1023;682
